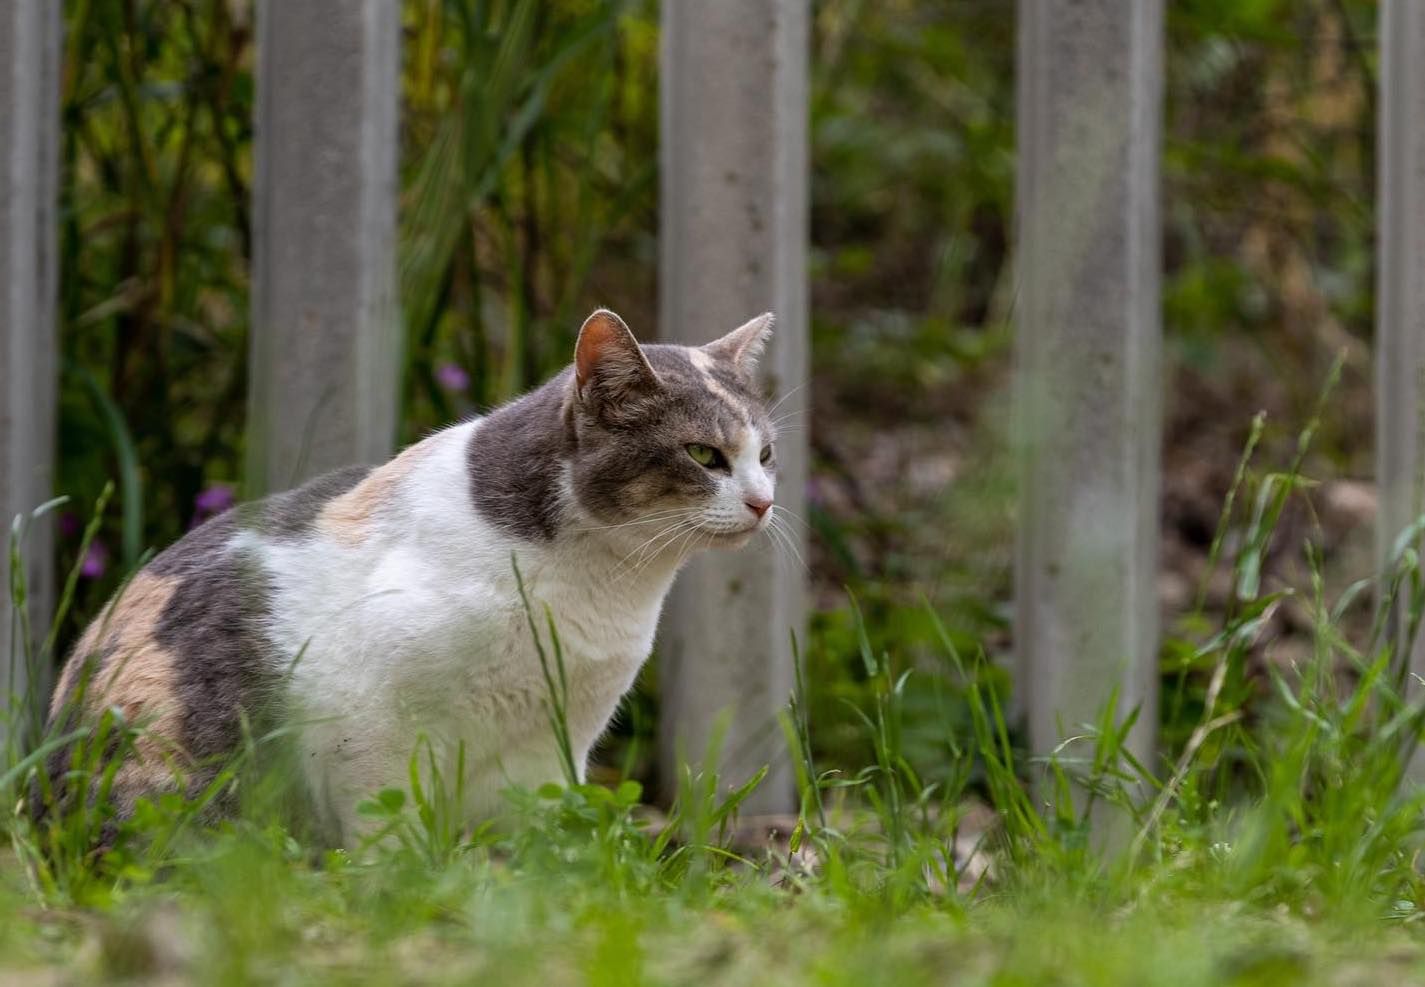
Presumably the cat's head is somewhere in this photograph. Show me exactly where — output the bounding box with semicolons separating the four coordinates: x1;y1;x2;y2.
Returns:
567;309;779;550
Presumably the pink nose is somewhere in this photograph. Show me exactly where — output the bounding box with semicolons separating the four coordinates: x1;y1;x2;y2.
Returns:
745;497;772;519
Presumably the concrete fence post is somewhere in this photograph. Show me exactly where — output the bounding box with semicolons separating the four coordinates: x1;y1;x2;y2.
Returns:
248;0;401;493
1014;0;1165;777
1376;1;1425;701
658;0;809;813
0;0;61;739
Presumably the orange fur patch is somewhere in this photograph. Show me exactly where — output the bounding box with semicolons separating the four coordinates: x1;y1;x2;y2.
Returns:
316;441;430;545
53;572;186;765
51;620;103;719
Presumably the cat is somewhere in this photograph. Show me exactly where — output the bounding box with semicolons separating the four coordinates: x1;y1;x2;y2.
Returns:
40;309;779;846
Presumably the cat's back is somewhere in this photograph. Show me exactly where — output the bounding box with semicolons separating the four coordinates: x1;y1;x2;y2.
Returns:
256;420;528;678
45;462;382;749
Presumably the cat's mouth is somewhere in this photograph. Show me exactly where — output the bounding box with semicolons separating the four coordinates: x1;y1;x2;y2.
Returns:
700;521;765;544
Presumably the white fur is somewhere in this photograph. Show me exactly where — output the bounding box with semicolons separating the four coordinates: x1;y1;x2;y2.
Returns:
699;424;775;534
239;410;775;844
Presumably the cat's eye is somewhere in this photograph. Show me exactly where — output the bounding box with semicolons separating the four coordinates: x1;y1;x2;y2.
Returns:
686;443;726;469
760;444;774;466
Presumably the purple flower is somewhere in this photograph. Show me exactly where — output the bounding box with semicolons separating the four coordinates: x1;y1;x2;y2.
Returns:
194;484;236;525
80;540;108;580
435;362;471;394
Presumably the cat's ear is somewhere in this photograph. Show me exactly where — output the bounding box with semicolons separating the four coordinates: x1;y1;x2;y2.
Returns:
574;309;660;407
703;312;775;373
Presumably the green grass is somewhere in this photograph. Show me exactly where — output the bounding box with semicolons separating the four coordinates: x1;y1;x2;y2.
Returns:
9;411;1425;984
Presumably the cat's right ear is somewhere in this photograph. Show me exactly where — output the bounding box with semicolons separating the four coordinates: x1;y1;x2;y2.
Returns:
574;309;660;410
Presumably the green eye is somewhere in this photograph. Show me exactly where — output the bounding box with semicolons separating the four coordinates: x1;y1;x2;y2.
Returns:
686;443;723;468
760;444;774;465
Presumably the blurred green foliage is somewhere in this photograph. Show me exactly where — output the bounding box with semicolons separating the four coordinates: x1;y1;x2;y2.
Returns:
399;0;658;423
58;0;253;572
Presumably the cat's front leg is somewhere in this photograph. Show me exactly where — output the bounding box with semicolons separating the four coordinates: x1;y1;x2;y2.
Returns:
297;721;412;849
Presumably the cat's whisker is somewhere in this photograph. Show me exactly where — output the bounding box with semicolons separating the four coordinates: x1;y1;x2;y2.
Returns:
767;514;808;571
671;523;705;570
761;522;796;573
764;379;811;419
615;530;697;585
613;516;705;582
770;406;810;422
767;504;814;535
584;506;699;524
773;530;808;576
636;516;716;582
786;529;809;572
764;517;791;560
575;508;699;534
615;519;693;571
653;524;698;579
579;514;689;532
627;525;691;570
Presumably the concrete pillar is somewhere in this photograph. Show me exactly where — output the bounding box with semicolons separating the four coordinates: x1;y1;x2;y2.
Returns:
0;0;61;738
1014;0;1164;772
1376;2;1425;700
248;0;401;493
658;0;809;813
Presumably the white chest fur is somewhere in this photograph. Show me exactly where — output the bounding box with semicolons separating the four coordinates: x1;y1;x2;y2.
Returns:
238;423;681;841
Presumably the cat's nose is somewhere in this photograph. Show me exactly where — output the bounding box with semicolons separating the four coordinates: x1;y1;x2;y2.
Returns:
744;497;772;519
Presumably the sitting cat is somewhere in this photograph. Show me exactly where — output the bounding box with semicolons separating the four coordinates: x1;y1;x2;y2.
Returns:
41;309;779;845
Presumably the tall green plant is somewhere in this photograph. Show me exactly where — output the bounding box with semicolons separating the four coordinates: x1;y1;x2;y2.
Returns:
400;0;648;423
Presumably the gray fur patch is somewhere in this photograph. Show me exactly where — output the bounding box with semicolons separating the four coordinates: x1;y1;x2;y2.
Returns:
37;466;373;831
245;464;373;538
141;464;381;772
148;513;281;781
467;370;577;541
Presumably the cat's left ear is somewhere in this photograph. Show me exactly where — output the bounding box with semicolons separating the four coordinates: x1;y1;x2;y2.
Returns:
703;312;775;374
574;309;660;408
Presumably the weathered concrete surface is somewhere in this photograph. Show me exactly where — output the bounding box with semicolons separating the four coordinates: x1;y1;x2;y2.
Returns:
1014;0;1164;771
0;0;61;735
658;0;809;812
248;0;401;493
1376;2;1425;701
